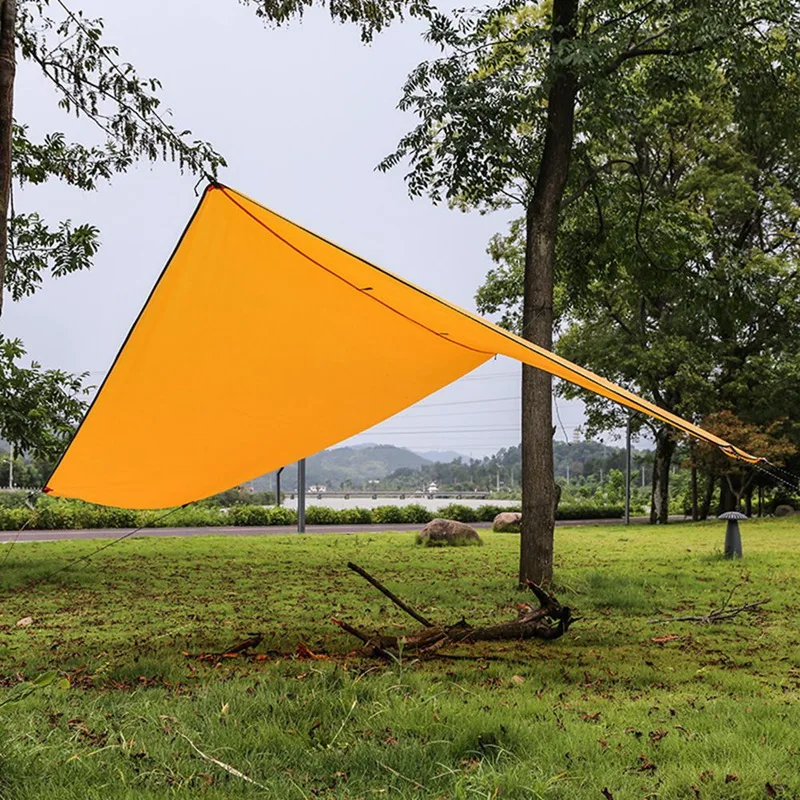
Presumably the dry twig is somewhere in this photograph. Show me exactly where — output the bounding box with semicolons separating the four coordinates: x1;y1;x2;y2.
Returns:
178;732;268;789
648;599;769;624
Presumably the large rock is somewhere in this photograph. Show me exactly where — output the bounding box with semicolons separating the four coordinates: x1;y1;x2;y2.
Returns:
493;512;522;533
417;518;483;547
774;504;795;518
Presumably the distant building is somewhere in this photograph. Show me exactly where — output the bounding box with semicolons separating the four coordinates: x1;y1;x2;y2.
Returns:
427;482;439;494
309;485;327;493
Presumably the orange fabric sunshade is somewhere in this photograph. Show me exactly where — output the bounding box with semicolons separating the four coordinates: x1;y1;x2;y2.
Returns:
45;184;759;509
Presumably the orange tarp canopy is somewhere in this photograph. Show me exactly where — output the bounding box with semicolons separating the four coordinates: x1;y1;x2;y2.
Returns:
45;184;758;509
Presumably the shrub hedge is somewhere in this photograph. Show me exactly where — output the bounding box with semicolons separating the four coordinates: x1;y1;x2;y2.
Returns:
0;498;624;531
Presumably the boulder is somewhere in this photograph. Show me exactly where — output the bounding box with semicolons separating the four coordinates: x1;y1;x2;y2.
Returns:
417;518;483;547
774;504;795;518
493;511;522;533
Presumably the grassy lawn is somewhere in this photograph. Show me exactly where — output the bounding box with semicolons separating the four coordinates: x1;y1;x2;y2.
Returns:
1;519;798;799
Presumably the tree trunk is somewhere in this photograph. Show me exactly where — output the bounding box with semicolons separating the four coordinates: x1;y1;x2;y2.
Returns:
0;0;16;317
649;426;675;524
690;443;699;521
519;0;578;588
699;472;715;521
717;478;735;515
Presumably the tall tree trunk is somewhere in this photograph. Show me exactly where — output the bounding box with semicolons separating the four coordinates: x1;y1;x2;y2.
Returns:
690;442;698;521
699;472;714;521
649;426;675;524
519;0;578;588
0;0;16;317
717;478;735;515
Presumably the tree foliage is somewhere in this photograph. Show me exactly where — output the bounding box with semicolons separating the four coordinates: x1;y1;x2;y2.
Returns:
2;0;422;462
382;0;800;554
696;411;797;509
7;1;228;306
472;7;800;520
239;0;431;41
0;335;87;458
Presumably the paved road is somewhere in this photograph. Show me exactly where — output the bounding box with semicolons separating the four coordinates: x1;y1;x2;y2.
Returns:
0;517;660;544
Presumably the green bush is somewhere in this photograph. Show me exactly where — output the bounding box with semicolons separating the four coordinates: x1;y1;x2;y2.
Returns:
0;491;29;509
32;499;77;530
476;504;519;522
202;489;276;507
0;497;624;532
556;505;624;520
99;507;141;528
266;507;298;525
0;507;32;530
336;507;373;525
69;505;102;529
436;503;478;523
402;504;433;524
305;506;339;525
372;505;406;524
227;505;271;526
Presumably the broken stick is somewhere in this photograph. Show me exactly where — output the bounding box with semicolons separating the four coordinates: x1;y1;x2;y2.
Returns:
347;562;434;627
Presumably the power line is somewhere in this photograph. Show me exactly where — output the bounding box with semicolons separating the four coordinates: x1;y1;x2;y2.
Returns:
390;408;519;420
455;371;519;382
351;427;521;435
413;395;520;409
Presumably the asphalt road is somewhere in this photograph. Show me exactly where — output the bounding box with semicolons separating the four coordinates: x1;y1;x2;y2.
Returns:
0;517;659;544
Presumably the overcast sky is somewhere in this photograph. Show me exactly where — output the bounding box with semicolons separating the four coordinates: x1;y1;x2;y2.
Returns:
7;0;608;459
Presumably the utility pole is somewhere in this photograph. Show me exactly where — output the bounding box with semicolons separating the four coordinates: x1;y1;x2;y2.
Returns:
624;413;632;525
297;458;306;533
8;442;13;489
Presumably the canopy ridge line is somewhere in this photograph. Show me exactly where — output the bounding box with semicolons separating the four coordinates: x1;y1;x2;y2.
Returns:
217;187;493;358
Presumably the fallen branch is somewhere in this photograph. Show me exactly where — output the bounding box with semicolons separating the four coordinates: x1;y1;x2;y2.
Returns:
184;633;264;661
347;562;434;627
335;566;576;657
648;599;769;624
379;760;428;792
179;732;268;790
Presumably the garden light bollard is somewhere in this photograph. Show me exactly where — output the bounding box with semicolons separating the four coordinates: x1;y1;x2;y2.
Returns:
718;511;747;558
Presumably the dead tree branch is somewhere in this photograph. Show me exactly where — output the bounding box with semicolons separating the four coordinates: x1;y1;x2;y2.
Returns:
347;562;434;627
335;566;576;657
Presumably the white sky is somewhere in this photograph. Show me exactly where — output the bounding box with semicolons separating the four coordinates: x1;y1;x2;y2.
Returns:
6;0;607;458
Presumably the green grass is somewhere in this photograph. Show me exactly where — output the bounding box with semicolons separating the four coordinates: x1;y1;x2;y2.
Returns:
1;518;798;799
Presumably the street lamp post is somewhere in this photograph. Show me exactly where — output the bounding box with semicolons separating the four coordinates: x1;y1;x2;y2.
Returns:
625;413;632;525
297;459;306;533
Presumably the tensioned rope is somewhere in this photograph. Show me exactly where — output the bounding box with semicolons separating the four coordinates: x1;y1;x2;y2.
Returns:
2;505;187;596
754;462;800;494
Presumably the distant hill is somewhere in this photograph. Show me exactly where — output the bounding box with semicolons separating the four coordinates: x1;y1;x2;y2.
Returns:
247;440;654;493
412;450;467;463
249;444;431;491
